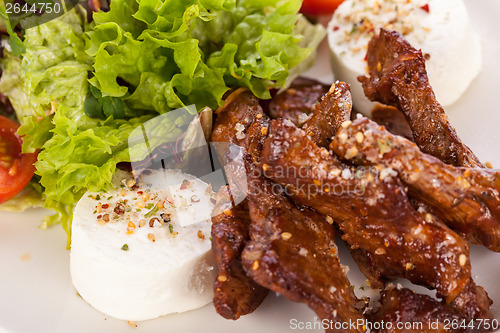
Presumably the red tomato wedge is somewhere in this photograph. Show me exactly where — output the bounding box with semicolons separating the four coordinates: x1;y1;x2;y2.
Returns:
0;116;37;204
300;0;345;16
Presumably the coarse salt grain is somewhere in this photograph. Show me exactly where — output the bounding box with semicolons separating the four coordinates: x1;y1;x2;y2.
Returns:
379;167;397;181
330;169;342;177
297;113;311;124
459;254;467;266
344;147;358;160
341;120;352;128
341;169;352;179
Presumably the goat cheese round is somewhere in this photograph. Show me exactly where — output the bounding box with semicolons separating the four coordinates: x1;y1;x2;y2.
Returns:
70;169;216;321
328;0;482;115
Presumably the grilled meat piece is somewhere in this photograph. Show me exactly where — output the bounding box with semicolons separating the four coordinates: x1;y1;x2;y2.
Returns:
267;77;329;125
349;248;388;290
210;89;269;319
218;90;366;330
369;287;476;333
298;83;395;294
331;117;500;252
212;88;263;146
261;119;471;303
211;188;268;320
301;81;353;148
297;81;391;290
449;282;493;324
358;29;482;168
243;102;367;332
241;157;366;333
371;106;414;141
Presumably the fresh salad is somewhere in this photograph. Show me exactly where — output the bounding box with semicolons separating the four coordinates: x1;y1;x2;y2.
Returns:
0;0;325;244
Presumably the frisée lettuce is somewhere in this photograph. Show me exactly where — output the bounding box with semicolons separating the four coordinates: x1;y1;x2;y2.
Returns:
0;0;325;245
88;0;317;111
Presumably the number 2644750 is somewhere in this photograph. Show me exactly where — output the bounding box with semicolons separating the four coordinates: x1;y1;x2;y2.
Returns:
5;2;62;14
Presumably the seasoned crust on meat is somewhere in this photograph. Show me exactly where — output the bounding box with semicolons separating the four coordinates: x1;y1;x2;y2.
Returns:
370;287;474;333
210;89;269;319
211;88;263;146
371;106;414;141
358;29;482;168
301;81;353;148
261;119;471;303
211;189;268;320
267;77;330;125
241;156;366;333
331;117;500;252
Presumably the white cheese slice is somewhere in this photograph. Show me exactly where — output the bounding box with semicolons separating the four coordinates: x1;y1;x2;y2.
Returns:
327;0;482;115
70;169;216;321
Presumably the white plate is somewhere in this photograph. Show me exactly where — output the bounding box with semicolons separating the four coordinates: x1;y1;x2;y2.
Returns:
1;1;500;332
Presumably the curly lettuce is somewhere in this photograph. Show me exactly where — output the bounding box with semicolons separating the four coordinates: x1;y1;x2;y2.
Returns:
13;11;148;238
88;0;319;111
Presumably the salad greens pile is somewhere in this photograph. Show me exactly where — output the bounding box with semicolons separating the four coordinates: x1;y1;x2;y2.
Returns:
0;0;325;244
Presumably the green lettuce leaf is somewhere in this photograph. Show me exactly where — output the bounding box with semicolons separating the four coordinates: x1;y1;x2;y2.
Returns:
282;15;327;91
13;10;150;245
0;46;31;120
89;0;318;111
0;4;26;56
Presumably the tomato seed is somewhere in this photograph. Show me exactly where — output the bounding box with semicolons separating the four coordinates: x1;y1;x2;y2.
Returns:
8;160;19;176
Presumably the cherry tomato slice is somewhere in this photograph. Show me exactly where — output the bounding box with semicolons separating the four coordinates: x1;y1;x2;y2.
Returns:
300;0;345;16
0;116;37;204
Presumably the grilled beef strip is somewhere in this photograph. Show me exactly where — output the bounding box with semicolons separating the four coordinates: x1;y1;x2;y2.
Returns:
449;281;494;326
241;154;366;333
267;77;330;125
211;190;268;320
301;81;353;148
285;89;490;320
211;88;263;146
238;101;367;332
297;81;408;292
369;287;476;333
358;29;483;168
210;89;269;319
261;119;494;321
331;117;500;252
371;106;414;141
260;119;473;303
